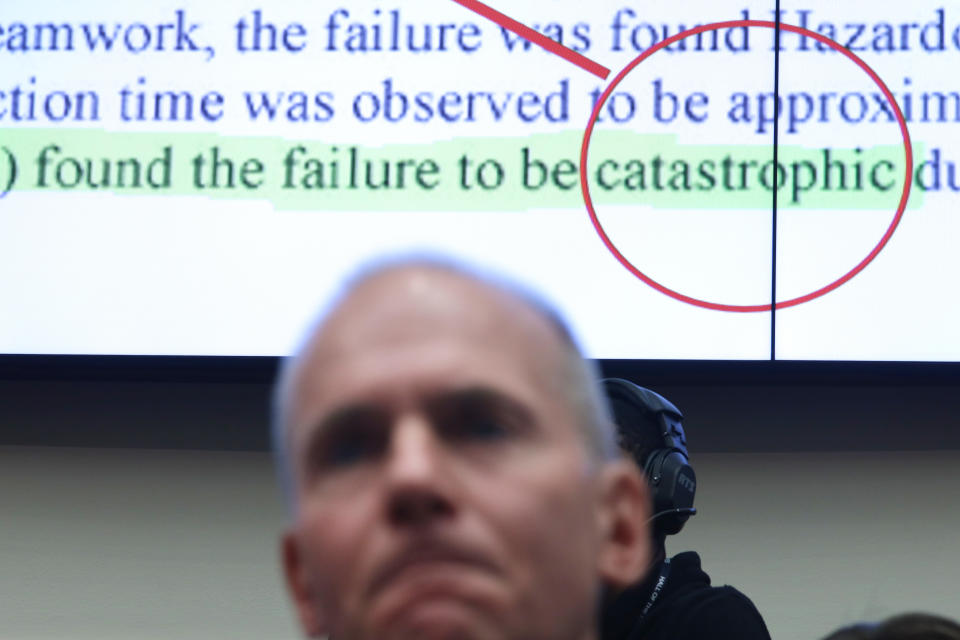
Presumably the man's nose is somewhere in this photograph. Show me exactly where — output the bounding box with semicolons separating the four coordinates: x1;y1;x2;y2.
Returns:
383;415;455;527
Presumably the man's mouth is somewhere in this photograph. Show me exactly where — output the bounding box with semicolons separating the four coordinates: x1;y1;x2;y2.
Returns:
368;544;497;599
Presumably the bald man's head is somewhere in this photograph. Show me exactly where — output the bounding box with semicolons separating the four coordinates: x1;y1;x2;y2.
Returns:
273;259;616;503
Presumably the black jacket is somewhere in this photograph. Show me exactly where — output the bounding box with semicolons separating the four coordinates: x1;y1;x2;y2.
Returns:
602;551;771;640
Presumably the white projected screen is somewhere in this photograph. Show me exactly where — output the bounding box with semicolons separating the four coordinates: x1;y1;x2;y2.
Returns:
1;0;957;360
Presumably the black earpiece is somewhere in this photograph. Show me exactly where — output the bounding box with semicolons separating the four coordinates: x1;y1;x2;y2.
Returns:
603;378;697;537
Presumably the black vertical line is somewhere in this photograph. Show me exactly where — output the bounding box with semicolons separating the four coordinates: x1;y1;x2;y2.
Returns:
771;0;782;361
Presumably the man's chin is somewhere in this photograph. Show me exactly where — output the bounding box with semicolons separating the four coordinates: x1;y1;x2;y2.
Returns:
387;599;488;640
366;571;503;640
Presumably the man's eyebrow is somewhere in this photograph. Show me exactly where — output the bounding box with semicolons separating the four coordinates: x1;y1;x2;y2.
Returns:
425;386;535;425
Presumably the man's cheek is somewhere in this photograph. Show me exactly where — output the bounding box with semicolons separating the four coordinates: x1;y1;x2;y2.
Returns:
298;513;359;587
492;479;589;558
303;533;357;630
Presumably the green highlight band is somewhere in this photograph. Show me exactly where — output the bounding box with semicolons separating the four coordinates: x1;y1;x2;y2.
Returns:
0;127;921;211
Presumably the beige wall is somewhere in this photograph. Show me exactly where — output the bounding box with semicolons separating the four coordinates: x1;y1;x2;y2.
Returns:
2;446;958;640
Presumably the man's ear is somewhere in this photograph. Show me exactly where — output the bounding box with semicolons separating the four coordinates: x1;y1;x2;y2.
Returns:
596;459;652;590
281;529;327;638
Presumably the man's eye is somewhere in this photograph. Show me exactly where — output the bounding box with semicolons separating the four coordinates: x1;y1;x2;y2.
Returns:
428;388;532;446
324;431;382;466
443;414;509;441
307;406;389;472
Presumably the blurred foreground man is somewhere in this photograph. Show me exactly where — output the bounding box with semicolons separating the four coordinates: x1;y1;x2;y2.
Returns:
271;258;652;640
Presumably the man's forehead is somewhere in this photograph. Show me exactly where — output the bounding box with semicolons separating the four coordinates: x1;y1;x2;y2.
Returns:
311;266;559;357
286;265;570;405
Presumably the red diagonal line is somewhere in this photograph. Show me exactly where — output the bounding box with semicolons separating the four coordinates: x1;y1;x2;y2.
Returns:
450;0;610;79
